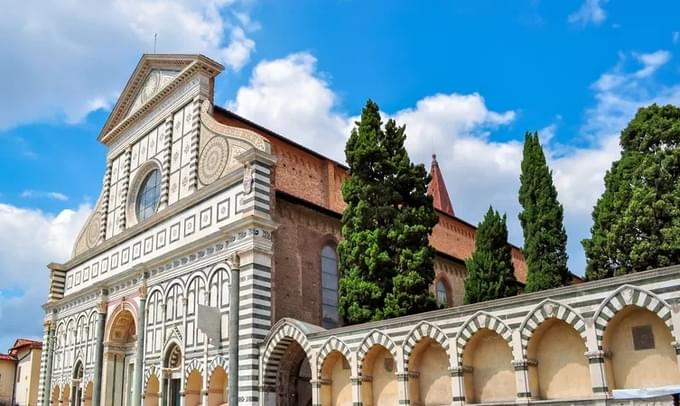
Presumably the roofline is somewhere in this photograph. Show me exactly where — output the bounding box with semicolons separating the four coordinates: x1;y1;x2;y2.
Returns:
213;106;349;170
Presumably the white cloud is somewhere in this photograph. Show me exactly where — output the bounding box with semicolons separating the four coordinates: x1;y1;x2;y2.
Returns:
20;190;69;201
568;0;607;26
228;53;353;160
0;0;256;130
0;203;91;350
674;32;680;45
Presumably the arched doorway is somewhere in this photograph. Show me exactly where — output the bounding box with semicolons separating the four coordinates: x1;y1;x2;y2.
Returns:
104;308;137;406
72;361;84;406
462;329;515;403
208;367;228;406
407;337;451;405
144;375;160;406
277;341;312;406
320;351;351;406
185;369;203;406
526;319;590;400
603;305;680;390
360;345;397;406
163;343;183;406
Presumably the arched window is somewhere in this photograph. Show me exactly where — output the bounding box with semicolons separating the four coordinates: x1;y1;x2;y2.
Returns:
321;245;339;328
436;279;448;307
135;169;161;222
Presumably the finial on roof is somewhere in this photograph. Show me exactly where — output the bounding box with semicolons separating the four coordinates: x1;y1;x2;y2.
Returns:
427;154;455;216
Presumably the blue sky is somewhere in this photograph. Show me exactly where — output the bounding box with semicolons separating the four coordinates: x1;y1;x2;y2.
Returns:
1;0;679;351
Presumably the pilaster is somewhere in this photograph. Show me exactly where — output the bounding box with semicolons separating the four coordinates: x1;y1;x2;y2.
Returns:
117;146;132;231
99;160;113;242
450;366;465;405
186;96;202;193
159;116;173;210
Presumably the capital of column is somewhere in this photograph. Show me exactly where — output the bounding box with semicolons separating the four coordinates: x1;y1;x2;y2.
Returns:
396;372;409;382
512;359;530;371
350;376;363;385
96;301;108;314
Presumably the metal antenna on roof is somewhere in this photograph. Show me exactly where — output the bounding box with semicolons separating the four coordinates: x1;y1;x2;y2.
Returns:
153;33;158;54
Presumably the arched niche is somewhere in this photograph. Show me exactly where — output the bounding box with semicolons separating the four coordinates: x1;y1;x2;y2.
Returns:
360;345;398;406
462;328;515;404
407;337;451;405
208;366;228;406
143;374;160;406
185;369;203;406
320;351;352;406
526;318;591;400
603;305;680;390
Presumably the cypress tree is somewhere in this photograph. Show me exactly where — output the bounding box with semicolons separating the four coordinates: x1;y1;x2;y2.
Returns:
583;104;680;280
518;132;570;292
338;100;438;324
464;207;518;304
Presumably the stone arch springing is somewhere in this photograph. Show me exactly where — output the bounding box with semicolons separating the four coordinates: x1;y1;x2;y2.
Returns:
316;336;352;376
356;330;399;375
207;263;231;288
260;320;313;388
519;299;587;357
403;321;450;367
594;285;673;349
456;311;512;355
207;355;229;382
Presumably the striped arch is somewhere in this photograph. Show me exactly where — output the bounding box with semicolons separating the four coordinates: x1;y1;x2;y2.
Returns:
261;320;313;387
207;263;231;286
594;284;673;348
207;355;229;381
316;336;352;376
165;279;186;299
402;321;450;366
146;285;166;301
184;358;204;385
144;365;161;392
356;330;399;375
519;299;587;356
186;270;208;291
456;311;512;354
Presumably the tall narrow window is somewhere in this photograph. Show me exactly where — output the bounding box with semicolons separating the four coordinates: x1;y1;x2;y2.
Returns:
436;279;448;307
321;245;339;328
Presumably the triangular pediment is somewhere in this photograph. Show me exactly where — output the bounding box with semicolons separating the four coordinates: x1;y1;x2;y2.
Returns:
127;69;180;116
99;54;223;144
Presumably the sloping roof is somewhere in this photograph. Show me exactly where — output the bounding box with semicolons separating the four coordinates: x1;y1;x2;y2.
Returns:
427;154;455;216
0;353;16;361
10;338;42;355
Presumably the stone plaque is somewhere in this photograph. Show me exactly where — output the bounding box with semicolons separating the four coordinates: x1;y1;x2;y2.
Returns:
632;325;655;351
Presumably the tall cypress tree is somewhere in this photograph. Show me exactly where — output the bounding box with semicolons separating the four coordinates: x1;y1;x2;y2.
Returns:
464;207;518;304
583;104;680;280
338;100;438;324
518;132;570;292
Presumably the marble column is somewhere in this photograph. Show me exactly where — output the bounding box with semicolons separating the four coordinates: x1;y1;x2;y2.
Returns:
450;366;465;405
396;372;409;405
350;376;362;405
92;299;108;406
132;283;148;406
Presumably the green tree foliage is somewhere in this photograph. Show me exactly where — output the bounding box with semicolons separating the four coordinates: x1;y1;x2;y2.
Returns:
464;207;518;304
338;100;438;324
518;132;570;292
583;104;680;280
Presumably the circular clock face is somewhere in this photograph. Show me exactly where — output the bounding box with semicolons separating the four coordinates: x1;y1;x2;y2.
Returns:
141;71;161;104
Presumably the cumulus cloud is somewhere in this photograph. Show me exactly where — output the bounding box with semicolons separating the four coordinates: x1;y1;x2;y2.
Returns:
0;0;257;130
0;203;91;350
568;0;608;26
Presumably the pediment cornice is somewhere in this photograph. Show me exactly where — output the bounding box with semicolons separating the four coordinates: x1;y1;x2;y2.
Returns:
98;54;223;145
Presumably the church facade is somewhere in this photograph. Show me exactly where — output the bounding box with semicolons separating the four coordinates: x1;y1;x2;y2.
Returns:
38;54;680;406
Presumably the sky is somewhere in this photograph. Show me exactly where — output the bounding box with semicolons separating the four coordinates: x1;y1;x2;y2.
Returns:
1;0;680;351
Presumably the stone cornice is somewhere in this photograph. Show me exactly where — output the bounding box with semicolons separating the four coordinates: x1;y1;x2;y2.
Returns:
99;54;223;144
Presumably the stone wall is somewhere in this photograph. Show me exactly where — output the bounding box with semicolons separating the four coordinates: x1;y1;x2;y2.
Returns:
261;265;680;406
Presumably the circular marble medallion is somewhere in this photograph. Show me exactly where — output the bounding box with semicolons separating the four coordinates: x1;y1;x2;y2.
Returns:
198;136;229;185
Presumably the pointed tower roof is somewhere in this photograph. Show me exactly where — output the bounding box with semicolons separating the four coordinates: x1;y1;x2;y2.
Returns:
427;154;454;216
